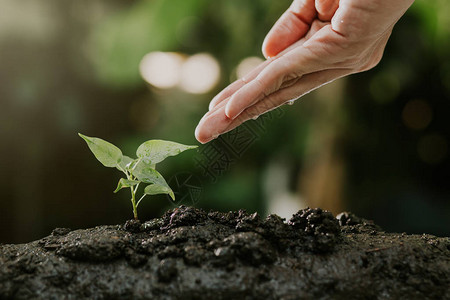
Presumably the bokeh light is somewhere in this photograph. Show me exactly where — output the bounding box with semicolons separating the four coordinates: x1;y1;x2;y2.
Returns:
402;99;433;130
139;52;184;89
236;56;264;79
140;52;220;94
179;53;220;94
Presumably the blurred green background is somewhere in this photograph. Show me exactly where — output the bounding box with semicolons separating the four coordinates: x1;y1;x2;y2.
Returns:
1;0;449;243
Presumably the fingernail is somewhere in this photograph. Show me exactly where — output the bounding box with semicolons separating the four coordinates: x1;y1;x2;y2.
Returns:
194;124;205;144
225;104;235;120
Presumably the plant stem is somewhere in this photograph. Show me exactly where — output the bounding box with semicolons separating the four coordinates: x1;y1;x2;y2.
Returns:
130;186;138;220
136;194;146;208
124;171;139;220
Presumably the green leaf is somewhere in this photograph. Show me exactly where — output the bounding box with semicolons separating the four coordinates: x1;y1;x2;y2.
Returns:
144;184;175;200
131;161;167;186
117;155;134;172
114;178;140;193
131;161;174;199
79;133;123;168
129;158;155;171
136;140;197;165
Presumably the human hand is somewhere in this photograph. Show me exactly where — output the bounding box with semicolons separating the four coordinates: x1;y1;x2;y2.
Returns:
195;0;414;144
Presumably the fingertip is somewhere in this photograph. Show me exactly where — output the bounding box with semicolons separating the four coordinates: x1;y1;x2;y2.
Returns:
194;116;208;144
261;39;270;59
208;94;221;111
262;40;279;59
195;108;228;144
224;103;237;120
262;10;312;59
195;123;211;144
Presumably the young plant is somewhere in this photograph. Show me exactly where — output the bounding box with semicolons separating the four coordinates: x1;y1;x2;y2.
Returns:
79;133;197;220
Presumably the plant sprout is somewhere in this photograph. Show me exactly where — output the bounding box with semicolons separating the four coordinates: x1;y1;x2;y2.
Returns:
79;133;197;220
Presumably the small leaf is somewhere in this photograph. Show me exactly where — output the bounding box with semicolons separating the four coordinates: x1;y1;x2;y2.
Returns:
136;140;197;165
79;133;123;168
114;178;140;193
117;155;133;172
129;158;155;171
131;161;168;186
144;184;175;200
131;161;174;199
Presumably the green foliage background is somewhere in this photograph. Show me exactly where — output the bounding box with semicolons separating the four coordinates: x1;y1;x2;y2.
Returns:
0;0;449;243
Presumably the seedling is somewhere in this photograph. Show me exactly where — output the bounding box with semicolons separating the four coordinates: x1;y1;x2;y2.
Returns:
79;133;197;220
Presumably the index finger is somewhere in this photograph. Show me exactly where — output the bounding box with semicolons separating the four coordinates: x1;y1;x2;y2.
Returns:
208;58;273;111
209;34;310;111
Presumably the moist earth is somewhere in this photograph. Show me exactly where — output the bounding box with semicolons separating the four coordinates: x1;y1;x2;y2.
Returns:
0;206;449;299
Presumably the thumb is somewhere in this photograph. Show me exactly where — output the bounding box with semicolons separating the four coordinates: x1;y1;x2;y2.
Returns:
262;0;316;58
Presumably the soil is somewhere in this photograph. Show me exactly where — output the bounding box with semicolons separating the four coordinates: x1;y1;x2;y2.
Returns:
0;206;449;299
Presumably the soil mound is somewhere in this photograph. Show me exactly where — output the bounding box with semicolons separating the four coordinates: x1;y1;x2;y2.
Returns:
1;206;449;299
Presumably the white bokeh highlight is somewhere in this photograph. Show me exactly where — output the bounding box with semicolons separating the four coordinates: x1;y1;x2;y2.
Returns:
179;53;220;94
140;52;220;94
139;52;184;89
236;56;264;79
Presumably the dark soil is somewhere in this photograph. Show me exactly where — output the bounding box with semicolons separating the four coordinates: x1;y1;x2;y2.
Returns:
1;206;449;299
